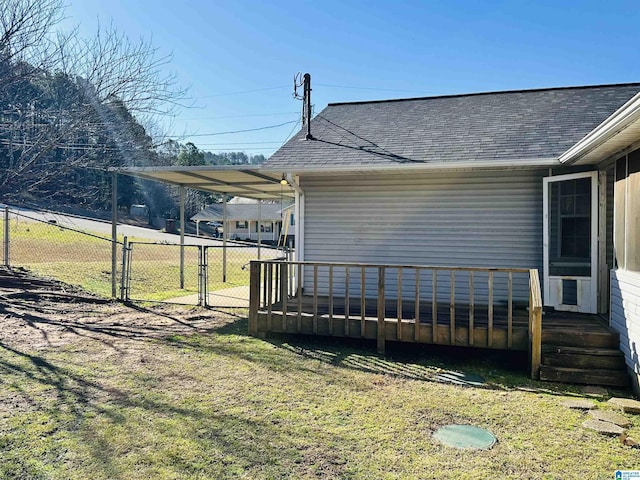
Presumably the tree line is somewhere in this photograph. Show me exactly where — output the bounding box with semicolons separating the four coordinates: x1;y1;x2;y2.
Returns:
0;0;266;221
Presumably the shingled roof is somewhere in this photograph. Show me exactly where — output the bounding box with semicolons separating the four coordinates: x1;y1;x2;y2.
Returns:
264;83;640;170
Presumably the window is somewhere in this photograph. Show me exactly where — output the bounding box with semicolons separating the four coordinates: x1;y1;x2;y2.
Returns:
615;150;640;273
235;221;248;229
558;178;591;259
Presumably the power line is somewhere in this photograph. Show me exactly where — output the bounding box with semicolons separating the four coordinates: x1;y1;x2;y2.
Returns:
202;147;277;152
195;141;282;146
197;85;289;98
185;120;297;137
315;83;441;95
180;111;299;121
280;119;301;147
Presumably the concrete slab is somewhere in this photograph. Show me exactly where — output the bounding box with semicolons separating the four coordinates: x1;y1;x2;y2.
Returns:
608;397;640;414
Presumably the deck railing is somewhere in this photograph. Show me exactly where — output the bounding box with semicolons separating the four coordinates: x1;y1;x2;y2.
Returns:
249;260;543;379
528;268;543;379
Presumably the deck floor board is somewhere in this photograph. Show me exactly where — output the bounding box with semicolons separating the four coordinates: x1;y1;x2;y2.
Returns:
256;295;613;353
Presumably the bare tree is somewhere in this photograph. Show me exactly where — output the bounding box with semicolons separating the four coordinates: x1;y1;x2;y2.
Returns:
0;0;187;205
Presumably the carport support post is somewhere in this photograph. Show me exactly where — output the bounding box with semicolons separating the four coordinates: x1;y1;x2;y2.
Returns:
111;171;118;298
223;195;227;282
257;200;262;259
180;186;185;289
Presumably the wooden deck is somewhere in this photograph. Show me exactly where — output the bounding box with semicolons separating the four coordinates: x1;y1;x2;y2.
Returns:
255;295;613;348
248;260;544;378
256;295;531;350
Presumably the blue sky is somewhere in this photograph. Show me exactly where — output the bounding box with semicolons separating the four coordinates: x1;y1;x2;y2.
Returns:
62;0;640;157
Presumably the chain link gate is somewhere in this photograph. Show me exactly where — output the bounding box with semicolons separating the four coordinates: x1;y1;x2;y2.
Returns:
121;240;291;308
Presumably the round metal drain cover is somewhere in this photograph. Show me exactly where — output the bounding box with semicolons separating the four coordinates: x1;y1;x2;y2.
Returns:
433;424;496;450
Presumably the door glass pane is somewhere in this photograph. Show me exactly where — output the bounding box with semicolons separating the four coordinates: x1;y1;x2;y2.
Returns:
549;177;591;276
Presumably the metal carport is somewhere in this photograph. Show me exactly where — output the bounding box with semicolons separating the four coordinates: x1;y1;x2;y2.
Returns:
109;165;297;297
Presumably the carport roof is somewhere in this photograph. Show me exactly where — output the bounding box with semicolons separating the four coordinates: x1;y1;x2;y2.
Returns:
115;165;295;200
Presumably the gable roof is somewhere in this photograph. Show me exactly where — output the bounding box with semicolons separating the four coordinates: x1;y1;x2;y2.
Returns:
264;83;640;171
190;201;293;222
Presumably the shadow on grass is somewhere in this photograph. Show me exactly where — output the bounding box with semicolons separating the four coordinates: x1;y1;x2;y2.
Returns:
0;339;323;479
185;315;616;397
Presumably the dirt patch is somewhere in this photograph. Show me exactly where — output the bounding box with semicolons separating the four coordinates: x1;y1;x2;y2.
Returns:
0;266;237;351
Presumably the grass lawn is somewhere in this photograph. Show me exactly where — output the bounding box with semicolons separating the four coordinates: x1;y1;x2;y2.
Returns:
2;218;273;301
0;290;638;479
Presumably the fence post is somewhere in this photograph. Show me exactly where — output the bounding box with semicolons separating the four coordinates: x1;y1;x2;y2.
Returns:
120;236;128;301
197;246;204;307
202;246;209;307
3;206;8;266
180;186;185;289
111;171;118;298
248;261;260;336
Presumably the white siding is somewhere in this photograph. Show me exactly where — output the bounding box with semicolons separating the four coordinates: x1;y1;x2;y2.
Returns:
300;169;546;303
610;269;640;390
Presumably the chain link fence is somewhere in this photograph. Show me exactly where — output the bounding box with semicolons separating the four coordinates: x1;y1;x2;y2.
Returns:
2;206;293;308
1;206;121;297
123;241;287;307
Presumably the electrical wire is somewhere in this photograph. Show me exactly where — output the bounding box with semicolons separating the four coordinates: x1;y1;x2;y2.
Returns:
197;85;290;98
180;112;299;121
279;119;301;147
315;83;441;95
185;120;298;137
194;141;282;146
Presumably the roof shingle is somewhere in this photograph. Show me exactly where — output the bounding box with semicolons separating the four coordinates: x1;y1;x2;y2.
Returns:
264;83;640;170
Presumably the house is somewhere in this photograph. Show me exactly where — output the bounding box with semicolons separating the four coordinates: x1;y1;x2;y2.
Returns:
247;83;640;392
116;83;640;390
191;197;294;244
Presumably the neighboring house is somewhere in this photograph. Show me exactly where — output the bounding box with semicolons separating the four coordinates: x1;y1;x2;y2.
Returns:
191;197;294;243
257;83;640;392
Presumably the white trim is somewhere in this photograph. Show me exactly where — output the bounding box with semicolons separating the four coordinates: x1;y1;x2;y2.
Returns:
295;176;305;292
543;171;599;313
277;158;559;176
598;170;608;314
559;91;640;164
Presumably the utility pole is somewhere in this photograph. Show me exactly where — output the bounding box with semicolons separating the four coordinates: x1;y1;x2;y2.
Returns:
303;73;312;140
294;72;313;139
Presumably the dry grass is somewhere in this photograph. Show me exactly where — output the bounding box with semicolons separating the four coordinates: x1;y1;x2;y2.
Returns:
0;270;638;479
2;218;270;301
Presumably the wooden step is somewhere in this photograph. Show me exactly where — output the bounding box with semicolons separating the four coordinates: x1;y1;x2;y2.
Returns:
539;365;629;387
541;329;619;349
541;346;626;370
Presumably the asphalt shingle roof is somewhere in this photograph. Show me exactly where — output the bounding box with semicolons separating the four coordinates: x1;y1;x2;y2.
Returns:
264;83;640;170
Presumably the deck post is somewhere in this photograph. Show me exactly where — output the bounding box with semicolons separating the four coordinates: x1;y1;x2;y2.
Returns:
529;269;542;379
280;262;288;331
432;270;438;343
397;267;403;340
248;261;260;336
360;267;366;337
267;263;273;331
488;271;494;347
345;266;350;336
313;265;318;334
328;265;334;335
377;266;386;354
297;263;303;332
449;270;455;345
414;269;420;341
468;271;474;346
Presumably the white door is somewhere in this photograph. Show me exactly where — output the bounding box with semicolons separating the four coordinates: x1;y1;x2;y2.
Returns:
543;171;598;313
